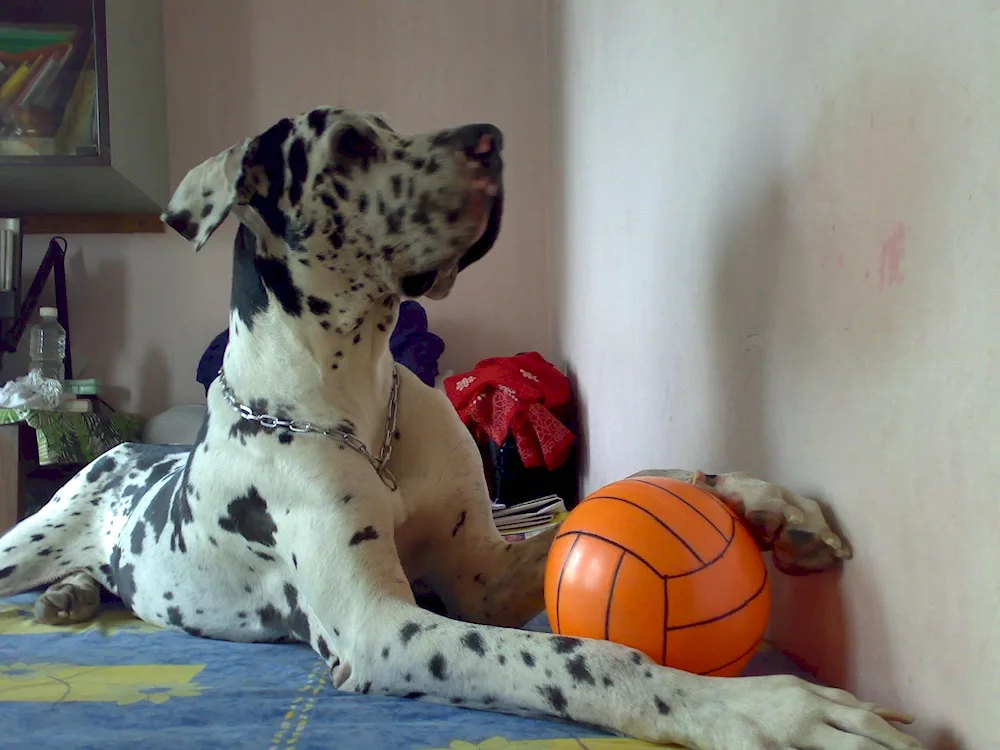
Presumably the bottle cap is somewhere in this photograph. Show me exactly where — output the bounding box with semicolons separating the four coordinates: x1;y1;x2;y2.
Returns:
39;307;58;318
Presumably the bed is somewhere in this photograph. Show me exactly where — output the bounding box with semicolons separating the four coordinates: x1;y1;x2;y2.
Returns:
0;589;814;750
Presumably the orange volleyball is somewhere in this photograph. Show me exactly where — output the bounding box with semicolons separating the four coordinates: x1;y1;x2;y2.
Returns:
544;475;771;677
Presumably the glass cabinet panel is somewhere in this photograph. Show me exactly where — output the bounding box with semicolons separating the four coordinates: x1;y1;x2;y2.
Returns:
0;0;100;158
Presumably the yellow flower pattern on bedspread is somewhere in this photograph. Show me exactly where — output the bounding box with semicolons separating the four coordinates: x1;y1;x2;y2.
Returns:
0;601;204;705
0;602;163;636
424;738;669;749
0;661;204;704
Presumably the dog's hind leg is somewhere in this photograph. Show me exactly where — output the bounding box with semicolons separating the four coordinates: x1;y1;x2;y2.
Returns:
0;458;108;609
34;571;102;625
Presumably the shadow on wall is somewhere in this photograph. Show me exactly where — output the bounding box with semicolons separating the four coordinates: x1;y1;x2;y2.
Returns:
707;171;851;689
0;242;129;388
67;251;128;387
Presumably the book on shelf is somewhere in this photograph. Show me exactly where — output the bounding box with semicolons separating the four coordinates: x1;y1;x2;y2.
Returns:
0;22;99;156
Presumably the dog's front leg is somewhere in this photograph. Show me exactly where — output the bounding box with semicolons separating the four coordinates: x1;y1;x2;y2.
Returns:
284;474;921;749
629;469;854;575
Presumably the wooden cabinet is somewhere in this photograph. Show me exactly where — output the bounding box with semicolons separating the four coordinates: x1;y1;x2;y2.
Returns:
0;0;167;226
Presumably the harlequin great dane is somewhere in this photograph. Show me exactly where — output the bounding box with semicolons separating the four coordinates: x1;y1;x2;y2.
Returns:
0;107;923;749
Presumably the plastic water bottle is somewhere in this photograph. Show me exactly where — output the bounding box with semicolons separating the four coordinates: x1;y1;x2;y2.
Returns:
28;307;67;382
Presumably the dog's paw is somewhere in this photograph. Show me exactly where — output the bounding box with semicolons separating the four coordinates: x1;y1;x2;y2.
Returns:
663;673;924;749
693;471;853;575
34;575;101;625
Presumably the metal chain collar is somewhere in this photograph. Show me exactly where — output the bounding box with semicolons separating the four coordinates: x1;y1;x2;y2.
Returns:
217;365;399;491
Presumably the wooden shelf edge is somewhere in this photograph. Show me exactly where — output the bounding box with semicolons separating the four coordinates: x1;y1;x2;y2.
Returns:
22;214;165;235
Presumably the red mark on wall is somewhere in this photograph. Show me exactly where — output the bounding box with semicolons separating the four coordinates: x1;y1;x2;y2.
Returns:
879;223;906;291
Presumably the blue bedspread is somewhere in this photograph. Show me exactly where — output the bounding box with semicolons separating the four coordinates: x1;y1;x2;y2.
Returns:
0;592;811;749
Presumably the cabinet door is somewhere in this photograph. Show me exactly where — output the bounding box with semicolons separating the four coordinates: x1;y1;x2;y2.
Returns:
0;0;106;162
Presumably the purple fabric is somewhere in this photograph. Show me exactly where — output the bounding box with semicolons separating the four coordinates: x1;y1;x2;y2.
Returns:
389;301;446;388
196;301;446;395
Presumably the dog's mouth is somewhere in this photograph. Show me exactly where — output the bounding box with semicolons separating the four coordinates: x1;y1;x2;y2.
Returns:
400;187;504;300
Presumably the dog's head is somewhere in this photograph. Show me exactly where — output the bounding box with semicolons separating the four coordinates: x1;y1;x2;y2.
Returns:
161;107;503;308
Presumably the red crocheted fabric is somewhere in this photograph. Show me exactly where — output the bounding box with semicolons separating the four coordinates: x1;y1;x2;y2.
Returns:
444;352;575;470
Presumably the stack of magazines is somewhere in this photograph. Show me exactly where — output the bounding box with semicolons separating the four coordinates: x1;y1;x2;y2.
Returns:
492;494;568;542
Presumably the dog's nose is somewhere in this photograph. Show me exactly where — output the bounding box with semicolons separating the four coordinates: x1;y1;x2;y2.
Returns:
454;124;503;171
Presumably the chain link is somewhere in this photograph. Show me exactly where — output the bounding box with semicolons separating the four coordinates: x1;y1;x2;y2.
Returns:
217;366;399;491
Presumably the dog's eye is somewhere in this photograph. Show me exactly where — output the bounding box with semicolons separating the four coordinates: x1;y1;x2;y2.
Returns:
336;126;376;160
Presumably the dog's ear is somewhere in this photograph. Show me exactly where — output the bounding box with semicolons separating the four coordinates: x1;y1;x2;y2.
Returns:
160;137;252;251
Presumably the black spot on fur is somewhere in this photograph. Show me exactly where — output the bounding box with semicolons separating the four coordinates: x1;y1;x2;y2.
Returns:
385;206;404;234
307;295;331;316
292;554;298;569
341;493;353;504
349;526;379;546
256;256;303;318
307;108;329;137
566;654;595;685
403;691;425;699
258;584;311;642
428;653;448;680
654;696;671;715
630;651;644;665
450;697;463;705
254;551;276;561
231;225;269;331
244;118;293;239
0;565;16;579
381;647;390;659
163;208;198;240
497;655;506;665
400;622;421;644
130;521;145;555
201;203;214;218
163;592;174;600
30;533;44;542
166;607;184;627
461;631;486;657
538;685;568;714
451;511;467;537
218;487;278;547
109;546;138;607
137;449;194;553
317;636;331;660
553;636;583;654
86;455;116;483
521;651;535;668
360;681;372;694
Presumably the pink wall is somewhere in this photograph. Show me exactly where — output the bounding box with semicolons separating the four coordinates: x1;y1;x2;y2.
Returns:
2;0;553;416
550;2;999;746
